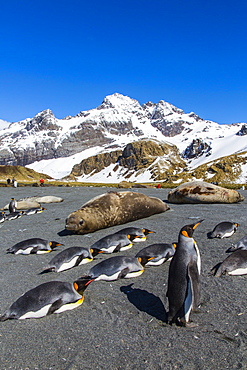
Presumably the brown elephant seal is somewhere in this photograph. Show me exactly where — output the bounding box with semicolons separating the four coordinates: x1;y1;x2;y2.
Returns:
65;191;169;234
167;181;244;204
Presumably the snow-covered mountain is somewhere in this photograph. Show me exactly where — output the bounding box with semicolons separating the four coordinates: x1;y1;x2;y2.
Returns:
0;93;246;183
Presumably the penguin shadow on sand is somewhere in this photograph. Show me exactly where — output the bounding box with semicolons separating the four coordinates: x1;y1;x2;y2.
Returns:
120;283;167;322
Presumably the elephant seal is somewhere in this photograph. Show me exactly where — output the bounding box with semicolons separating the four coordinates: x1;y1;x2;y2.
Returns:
22;196;64;203
3;196;63;210
3;200;41;210
168;181;244;204
65;191;169;234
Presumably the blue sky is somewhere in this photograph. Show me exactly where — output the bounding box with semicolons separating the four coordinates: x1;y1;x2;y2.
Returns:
1;0;246;124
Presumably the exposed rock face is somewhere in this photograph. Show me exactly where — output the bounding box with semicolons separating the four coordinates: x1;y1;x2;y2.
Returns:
71;150;122;176
70;139;187;182
236;124;247;136
183;139;212;159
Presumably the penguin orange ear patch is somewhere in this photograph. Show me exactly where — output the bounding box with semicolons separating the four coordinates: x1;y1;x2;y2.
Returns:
182;230;189;237
73;282;79;291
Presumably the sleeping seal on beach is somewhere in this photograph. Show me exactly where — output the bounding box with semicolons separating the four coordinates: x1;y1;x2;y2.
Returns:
0;279;91;321
2;196;63;210
168;181;244;204
65;191;169;234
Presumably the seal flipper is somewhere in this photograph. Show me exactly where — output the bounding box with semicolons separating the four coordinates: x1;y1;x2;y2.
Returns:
188;260;200;310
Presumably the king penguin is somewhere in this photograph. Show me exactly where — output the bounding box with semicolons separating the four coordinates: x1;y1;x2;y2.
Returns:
8;198;17;213
114;227;155;242
7;238;63;255
0;278;92;321
225;235;247;253
135;243;176;266
211;250;247;276
41;246;99;273
78;255;154;283
90;233;136;253
166;220;203;327
207;221;239;239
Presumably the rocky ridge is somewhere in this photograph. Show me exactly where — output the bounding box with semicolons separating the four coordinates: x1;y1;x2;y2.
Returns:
0;93;247;184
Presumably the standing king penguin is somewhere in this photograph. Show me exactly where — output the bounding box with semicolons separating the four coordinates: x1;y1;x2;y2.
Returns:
166;220;203;327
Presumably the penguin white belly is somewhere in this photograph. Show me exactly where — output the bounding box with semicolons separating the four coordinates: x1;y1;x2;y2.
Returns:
146;258;166;266
36;250;51;254
15;247;33;255
94;271;121;281
194;241;201;274
54;297;84;313
124;269;144;278
221;230;235;238
184;279;192;322
57;256;80;272
228;267;247;275
100;245;118;253
119;243;133;251
78;257;93;265
19;303;52;319
133;237;146;242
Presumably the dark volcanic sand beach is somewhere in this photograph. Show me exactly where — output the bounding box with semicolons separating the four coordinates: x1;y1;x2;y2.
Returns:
0;186;246;370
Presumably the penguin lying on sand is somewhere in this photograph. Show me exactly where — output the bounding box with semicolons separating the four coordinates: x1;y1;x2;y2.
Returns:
7;238;63;255
90;233;136;253
211;250;247;276
5;211;25;221
78;255;154;283
0;211;6;223
24;207;46;216
167;220;203;327
135;243;176;266
114;227;155;242
226;235;247;253
41;246;102;273
207;221;239;239
0;278;92;321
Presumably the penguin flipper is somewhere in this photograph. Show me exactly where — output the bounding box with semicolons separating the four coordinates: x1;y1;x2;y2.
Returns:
118;267;130;279
113;243;122;253
47;299;64;315
0;313;9;322
188;261;200;310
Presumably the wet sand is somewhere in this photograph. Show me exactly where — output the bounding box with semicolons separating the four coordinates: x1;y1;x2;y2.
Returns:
0;186;246;370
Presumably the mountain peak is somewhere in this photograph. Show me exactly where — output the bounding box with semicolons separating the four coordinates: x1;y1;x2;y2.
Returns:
98;93;141;110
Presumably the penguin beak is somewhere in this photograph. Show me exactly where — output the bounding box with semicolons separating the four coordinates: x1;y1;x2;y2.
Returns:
192;219;204;230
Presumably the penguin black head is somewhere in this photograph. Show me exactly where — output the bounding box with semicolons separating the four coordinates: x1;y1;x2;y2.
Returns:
143;229;155;235
90;248;105;257
74;276;95;294
50;241;64;250
180;220;204;238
